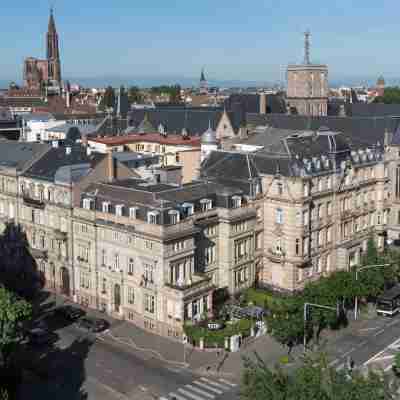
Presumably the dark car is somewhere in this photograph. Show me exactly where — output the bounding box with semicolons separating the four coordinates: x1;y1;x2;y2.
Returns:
76;317;109;333
29;328;58;346
56;305;85;321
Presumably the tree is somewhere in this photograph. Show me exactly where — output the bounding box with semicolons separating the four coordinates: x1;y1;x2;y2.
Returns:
374;87;400;104
242;351;399;400
98;86;116;111
127;86;143;104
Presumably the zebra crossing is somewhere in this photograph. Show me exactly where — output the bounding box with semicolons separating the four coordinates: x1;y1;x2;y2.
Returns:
159;377;237;400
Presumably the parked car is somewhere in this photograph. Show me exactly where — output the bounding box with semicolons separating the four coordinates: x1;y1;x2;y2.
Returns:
76;317;109;333
29;328;58;346
56;305;85;321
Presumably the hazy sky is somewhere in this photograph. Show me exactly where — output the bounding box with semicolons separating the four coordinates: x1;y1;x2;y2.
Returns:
1;0;398;83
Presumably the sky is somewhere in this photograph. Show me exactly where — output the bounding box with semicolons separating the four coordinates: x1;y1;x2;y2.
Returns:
1;0;399;85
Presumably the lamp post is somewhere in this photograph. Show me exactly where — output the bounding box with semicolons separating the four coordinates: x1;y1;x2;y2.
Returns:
303;302;340;351
354;264;390;320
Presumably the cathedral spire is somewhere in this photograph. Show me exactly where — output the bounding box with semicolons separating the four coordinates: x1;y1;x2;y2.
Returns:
304;30;311;65
48;7;56;34
46;7;62;83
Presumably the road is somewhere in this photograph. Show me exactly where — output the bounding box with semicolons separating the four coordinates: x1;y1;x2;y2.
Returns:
19;314;238;400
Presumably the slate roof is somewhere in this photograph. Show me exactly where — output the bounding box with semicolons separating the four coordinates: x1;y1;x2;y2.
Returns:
128;107;239;136
25;145;103;182
246;113;397;150
0;141;50;172
349;103;400;117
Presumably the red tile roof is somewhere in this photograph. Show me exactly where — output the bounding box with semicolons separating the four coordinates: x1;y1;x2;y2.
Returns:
89;133;201;147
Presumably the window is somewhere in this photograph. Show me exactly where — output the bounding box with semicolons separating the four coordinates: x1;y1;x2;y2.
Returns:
234;221;246;232
173;241;185;252
327;201;332;216
326;254;331;272
169;210;180;224
38;189;44;202
83;198;92;210
318;179;323;192
317;258;322;273
318;204;323;219
147;211;159;224
377;213;382;225
129;207;138;219
326;176;332;190
303;210;309;226
115;204;124;217
256;232;262;250
128;258;134;275
295;238;300;256
276;208;283;224
277;182;283;196
276;238;283;254
101;249;107;266
200;199;212;212
47;188;52;202
175;153;180;163
113;253;120;271
102;202;110;213
77;245;89;262
232;196;242;209
204;245;216;265
145;294;155;313
235;237;252;261
145;240;153;250
318;230;324;247
303;182;310;197
101;278;107;294
182;203;194;216
327;227;332;243
206;225;217;236
144;263;154;283
127;287;135;304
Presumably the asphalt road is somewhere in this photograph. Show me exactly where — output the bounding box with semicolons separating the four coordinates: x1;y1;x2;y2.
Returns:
20;315;238;400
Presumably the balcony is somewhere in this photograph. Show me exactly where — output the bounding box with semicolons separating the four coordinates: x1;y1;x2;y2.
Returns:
267;248;285;262
54;229;67;241
23;196;45;210
165;274;214;301
218;206;257;222
29;247;47;259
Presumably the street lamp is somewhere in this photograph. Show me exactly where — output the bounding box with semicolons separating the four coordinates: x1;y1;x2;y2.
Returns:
303;302;341;351
354;263;391;320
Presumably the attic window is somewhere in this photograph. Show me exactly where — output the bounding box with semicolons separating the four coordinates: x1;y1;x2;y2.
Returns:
83;198;93;210
181;203;194;216
168;210;180;225
232;195;242;209
129;207;138;219
147;211;159;224
102;201;110;213
200;199;212;212
115;204;124;217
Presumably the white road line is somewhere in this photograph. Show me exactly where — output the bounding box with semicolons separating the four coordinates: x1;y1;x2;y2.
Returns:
200;377;230;390
178;388;206;400
342;347;356;358
373;329;385;337
364;337;400;366
185;384;215;399
336;363;345;371
328;358;340;367
193;381;223;395
169;392;187;400
218;378;237;387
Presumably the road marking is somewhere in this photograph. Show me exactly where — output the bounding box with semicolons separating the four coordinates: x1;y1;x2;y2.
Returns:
86;376;130;399
342;347;356;358
364;337;400;365
336;363;345;371
218;378;237;387
169;392;187;400
200;377;230;390
359;326;381;332
193;381;223;395
373;329;385;337
178;388;206;400
357;340;368;348
185;384;215;399
328;358;340;367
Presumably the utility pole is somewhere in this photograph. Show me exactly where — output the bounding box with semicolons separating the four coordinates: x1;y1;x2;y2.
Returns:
354;264;390;320
303;302;340;351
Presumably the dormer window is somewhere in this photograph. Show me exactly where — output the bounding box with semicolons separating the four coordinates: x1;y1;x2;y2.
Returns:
102;202;110;213
83;198;93;210
115;204;124;217
232;195;242;209
129;207;138;219
182;202;194;216
200;199;212;212
147;211;159;224
169;210;180;225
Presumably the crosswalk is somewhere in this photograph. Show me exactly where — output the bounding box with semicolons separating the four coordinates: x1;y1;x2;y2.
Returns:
159;377;237;400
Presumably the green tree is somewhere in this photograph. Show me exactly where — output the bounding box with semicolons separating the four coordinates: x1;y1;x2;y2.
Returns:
127;86;143;104
0;286;31;366
99;86;116;111
242;351;398;400
374;87;400;104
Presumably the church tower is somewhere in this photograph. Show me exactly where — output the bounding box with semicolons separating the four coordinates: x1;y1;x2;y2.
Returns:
286;31;328;116
199;68;208;95
46;8;62;84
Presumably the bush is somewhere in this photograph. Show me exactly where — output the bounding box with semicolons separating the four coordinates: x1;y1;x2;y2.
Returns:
184;319;252;348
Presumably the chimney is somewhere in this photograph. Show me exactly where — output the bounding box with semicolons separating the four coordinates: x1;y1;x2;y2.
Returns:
107;151;115;181
65;146;72;155
259;93;267;115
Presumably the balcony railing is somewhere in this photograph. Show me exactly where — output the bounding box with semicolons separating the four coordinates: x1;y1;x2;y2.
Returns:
23;196;45;209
